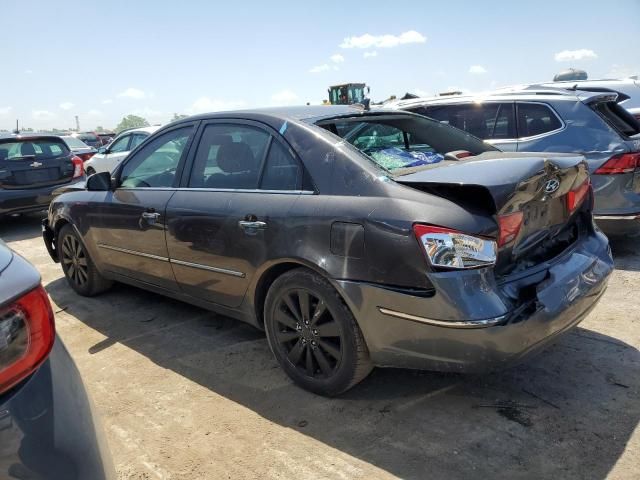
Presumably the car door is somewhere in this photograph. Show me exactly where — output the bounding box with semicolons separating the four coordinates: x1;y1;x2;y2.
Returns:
90;124;196;291
165;120;306;307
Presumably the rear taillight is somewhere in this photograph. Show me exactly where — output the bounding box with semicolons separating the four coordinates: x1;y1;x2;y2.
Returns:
413;224;497;269
497;211;524;247
0;286;55;394
594;153;640;175
566;178;591;215
71;155;84;178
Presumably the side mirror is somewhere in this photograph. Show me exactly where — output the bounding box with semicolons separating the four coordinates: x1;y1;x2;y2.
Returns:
86;171;113;191
98;146;108;154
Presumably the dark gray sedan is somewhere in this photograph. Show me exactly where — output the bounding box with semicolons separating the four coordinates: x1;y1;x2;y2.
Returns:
0;241;114;478
43;106;613;395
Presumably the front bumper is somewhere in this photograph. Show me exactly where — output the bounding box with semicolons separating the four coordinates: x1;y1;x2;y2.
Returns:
337;230;613;372
42;219;58;262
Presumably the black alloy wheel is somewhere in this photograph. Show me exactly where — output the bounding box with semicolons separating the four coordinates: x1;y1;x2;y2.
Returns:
265;268;373;396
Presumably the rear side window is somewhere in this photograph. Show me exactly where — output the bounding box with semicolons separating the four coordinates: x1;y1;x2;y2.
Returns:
591;101;640;137
516;103;562;137
188;124;270;189
130;133;148;149
0;139;69;160
414;103;516;140
260;140;302;190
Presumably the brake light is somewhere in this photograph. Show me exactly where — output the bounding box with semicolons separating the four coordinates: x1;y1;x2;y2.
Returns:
594;153;640;175
566;178;591;215
0;286;55;394
413;224;497;269
71;155;83;178
497;211;524;247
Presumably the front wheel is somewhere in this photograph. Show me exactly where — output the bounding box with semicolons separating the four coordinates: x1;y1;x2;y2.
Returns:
264;268;373;396
58;224;112;296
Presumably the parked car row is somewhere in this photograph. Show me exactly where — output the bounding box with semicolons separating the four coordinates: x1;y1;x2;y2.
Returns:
386;84;640;236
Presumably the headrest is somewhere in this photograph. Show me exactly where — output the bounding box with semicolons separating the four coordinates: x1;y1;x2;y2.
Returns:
217;142;256;173
20;143;36;156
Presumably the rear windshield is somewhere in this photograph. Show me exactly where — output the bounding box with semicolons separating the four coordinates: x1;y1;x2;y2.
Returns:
77;133;99;142
62;136;90;148
0;138;70;160
592;101;640;138
316;114;497;171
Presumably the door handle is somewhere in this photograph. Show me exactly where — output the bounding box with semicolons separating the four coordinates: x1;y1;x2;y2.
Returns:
141;211;161;223
238;220;267;230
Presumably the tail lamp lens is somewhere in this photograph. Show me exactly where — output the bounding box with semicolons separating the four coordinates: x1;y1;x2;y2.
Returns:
567;178;591;215
71;155;84;178
413;225;497;269
594;153;640;175
0;286;55;394
497;211;524;247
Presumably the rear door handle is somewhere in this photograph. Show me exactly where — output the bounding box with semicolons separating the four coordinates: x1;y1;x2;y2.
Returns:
141;211;161;222
238;220;267;230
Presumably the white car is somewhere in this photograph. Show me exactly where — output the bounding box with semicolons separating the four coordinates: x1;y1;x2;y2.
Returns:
84;126;160;175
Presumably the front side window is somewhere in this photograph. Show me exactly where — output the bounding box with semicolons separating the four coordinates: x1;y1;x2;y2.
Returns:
120;127;192;188
517;103;562;137
108;134;131;153
188;124;270;189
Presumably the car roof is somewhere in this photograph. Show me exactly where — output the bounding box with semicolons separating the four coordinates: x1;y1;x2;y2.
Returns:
117;125;162;135
0;134;65;144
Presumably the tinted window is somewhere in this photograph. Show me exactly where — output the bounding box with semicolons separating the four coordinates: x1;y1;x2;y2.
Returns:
63;136;90;149
0;139;69;160
516;103;562;137
417;103;515;140
260;140;301;190
109;134;131;153
120;127;192;188
188;124;270;189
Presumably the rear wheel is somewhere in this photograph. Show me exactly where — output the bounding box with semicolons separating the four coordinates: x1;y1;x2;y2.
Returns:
85;166;96;175
58;224;112;296
264;268;373;396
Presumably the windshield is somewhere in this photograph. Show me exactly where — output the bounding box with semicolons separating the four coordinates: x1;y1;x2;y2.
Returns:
62;136;90;148
316;113;497;171
0;138;70;160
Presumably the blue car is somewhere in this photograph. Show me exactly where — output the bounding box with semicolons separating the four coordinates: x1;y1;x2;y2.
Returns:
0;240;114;479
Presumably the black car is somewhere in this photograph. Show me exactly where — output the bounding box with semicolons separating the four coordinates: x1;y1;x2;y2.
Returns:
0;136;84;217
71;132;102;149
0;240;114;478
43;106;613;396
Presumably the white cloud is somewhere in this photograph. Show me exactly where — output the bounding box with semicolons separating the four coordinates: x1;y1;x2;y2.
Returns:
340;30;426;49
187;97;246;114
32;110;56;120
87;109;103;117
117;87;147;99
59;102;74;110
101;99;113;105
330;54;345;63
605;64;640;79
554;49;597;62
363;51;378;58
469;65;487;74
271;90;299;106
0;106;11;116
309;64;331;73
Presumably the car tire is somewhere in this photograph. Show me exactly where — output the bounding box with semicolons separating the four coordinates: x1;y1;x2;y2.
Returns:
264;268;373;396
57;224;112;296
85;166;96;175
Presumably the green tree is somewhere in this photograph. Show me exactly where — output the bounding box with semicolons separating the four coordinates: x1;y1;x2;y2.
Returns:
171;113;188;122
115;115;149;133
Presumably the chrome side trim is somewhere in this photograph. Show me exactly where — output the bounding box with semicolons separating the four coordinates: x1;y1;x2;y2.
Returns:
97;243;169;262
594;214;640;221
378;307;507;329
170;258;246;278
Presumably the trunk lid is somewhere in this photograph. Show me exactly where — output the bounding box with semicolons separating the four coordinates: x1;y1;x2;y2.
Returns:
394;152;590;274
0;137;75;189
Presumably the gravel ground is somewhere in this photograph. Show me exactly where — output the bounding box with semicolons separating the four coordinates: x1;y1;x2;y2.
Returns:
2;212;639;480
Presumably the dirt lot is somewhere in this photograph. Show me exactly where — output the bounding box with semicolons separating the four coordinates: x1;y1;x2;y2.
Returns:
2;213;639;480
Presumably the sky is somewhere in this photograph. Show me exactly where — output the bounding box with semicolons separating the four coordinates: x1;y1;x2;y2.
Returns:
1;0;639;131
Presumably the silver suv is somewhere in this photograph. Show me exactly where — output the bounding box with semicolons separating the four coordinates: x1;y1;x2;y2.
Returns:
390;88;640;236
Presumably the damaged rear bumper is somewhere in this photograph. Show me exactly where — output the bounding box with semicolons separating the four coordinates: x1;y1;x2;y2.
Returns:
336;230;613;372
